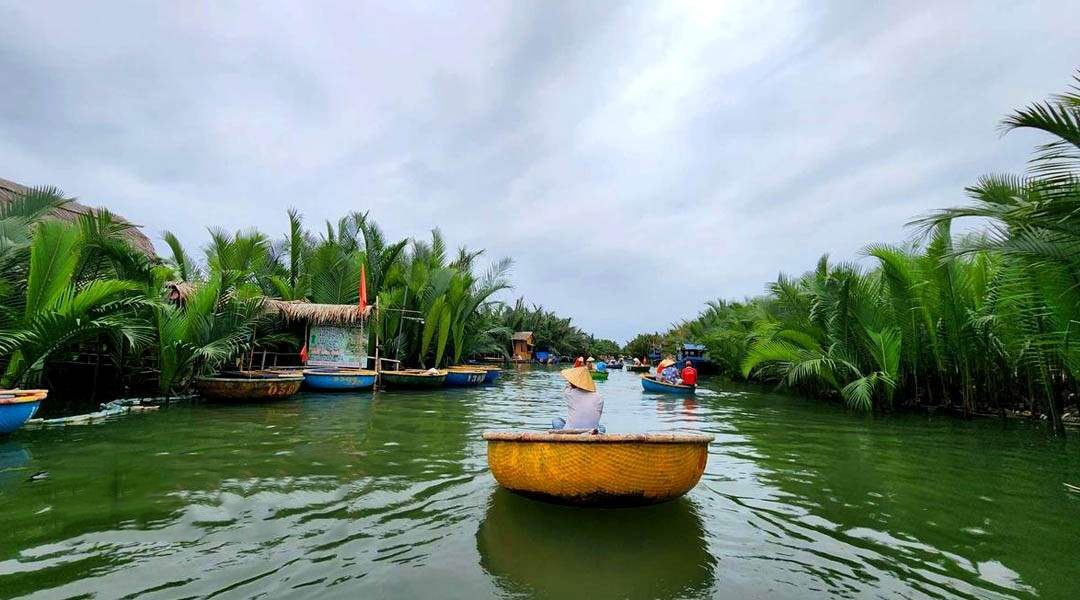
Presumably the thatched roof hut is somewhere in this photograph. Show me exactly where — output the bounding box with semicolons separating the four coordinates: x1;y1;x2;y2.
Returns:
511;331;534;361
164;281;197;303
0;176;156;257
165;281;372;326
263;299;371;326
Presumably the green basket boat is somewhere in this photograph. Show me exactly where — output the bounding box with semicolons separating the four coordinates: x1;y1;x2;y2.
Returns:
590;370;609;381
380;369;447;388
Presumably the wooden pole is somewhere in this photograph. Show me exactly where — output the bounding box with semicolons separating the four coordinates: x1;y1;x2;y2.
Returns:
248;325;257;371
373;297;381;390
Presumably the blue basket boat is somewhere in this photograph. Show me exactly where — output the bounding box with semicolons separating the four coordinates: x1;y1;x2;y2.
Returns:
303;369;377;391
640;375;695;395
482;367;502;384
445;368;487;386
0;390;47;434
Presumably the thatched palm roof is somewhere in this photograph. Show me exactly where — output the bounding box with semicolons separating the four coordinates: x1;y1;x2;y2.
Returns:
165;282;371;326
263;299;371;326
165;281;197;303
512;331;534;341
0;176;156;257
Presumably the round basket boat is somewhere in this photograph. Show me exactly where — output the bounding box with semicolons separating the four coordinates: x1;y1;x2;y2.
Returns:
467;365;502;383
195;373;303;401
380;369;447;388
0;390;47;434
641;374;696;394
627;365;651;373
445;367;486;386
303;369;377;391
589;370;609;381
483;431;714;506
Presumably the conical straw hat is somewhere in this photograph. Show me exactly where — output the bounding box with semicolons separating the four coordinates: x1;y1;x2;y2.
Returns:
658;358;675;369
561;366;596;392
586;357;595;362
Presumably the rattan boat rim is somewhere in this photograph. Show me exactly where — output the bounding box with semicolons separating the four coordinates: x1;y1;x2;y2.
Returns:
482;431;714;444
303;369;377;376
196;375;304;382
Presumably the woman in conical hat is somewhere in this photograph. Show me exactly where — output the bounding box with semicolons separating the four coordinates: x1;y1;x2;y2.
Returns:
551;366;603;432
656;357;678;383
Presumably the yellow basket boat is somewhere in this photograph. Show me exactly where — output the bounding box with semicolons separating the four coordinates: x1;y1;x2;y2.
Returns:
482;431;714;506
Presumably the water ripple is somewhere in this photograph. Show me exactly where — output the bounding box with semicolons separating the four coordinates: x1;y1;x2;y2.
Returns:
0;367;1075;598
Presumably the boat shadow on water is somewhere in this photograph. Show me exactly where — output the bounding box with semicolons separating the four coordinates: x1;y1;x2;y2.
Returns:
476;488;715;599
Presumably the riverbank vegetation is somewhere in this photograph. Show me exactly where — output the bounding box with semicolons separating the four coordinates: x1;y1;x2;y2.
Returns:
0;194;605;399
495;298;620;359
634;73;1080;430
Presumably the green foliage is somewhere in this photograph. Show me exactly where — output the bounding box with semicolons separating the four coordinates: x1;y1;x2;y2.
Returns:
153;270;268;394
632;71;1080;428
495;298;592;358
0;211;155;387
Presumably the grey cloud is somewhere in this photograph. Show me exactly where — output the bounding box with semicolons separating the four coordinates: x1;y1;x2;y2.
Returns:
1;1;1078;343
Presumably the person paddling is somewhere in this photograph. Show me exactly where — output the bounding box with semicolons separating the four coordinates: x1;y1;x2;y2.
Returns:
551;366;604;432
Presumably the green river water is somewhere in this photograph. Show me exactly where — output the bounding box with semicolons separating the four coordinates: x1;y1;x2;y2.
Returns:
0;367;1077;599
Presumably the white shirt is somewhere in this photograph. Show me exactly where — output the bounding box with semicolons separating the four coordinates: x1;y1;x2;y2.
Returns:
564;386;603;429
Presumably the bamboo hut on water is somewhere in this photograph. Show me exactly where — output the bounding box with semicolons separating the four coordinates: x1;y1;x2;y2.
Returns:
511;331;534;362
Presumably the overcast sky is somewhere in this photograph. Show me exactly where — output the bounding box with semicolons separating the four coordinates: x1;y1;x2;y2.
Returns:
2;1;1078;343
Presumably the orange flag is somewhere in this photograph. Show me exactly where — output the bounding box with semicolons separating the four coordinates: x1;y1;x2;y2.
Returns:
359;263;368;308
299;342;308;364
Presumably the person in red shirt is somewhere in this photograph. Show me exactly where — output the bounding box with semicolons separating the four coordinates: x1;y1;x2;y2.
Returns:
680;360;698;386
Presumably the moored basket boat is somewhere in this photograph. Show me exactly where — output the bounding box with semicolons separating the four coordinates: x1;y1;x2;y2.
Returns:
483;431;713;506
477;365;502;383
0;390;47;434
590;370;609;381
195;372;303;401
303;369;377;391
445;367;486;386
380;369;447;388
641;375;696;394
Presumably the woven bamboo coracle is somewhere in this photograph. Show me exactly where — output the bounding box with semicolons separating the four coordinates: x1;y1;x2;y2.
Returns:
482;431;714;506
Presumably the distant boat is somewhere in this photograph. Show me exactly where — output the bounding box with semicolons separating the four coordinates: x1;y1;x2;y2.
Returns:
195;372;303;401
607;362;624;370
380;369;447;388
445;367;486;386
640;375;695;394
303;369;377;391
677;343;714;371
0;390;47;434
483;430;714;506
627;365;650;373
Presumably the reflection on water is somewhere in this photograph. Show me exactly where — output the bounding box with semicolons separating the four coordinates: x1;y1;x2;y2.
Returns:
0;442;31;489
477;489;713;599
0;368;1076;599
